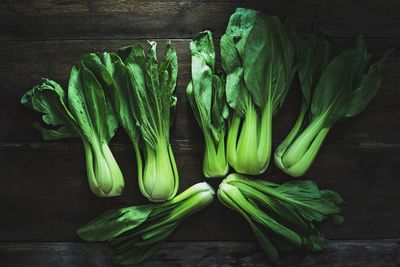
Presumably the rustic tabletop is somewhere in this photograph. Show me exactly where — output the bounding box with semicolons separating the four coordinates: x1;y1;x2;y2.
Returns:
0;1;399;266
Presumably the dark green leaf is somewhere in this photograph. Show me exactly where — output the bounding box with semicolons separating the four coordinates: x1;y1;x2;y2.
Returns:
20;79;78;140
76;206;153;242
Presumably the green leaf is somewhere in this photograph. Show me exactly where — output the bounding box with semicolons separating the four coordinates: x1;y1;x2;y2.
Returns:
20;79;78;140
297;33;331;105
221;8;258;116
67;65;97;141
79;63;116;142
311;49;354;126
220;34;241;73
188;31;228;138
345;48;392;117
242;15;295;110
211;75;229;132
100;52;139;143
119;42;177;149
77;53;120;141
188;31;214;130
225;67;249;117
225;7;260;56
76;206;154;241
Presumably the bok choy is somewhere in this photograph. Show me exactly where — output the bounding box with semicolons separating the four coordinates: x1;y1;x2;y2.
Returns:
217;173;343;262
21;61;124;197
221;8;297;175
77;182;215;265
82;42;179;202
274;36;391;177
187;30;229;178
116;42;179;202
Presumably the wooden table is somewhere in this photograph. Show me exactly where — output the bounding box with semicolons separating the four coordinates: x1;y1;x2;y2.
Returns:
0;1;399;266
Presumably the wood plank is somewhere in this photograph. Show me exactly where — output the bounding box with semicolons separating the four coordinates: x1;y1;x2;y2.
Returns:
0;140;400;241
0;240;399;267
0;38;399;143
1;1;400;40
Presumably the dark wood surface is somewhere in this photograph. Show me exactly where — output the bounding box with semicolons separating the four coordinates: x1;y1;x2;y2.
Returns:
1;0;400;266
1;240;399;267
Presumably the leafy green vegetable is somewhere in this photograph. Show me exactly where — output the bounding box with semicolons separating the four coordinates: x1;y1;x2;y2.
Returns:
217;173;344;262
116;41;179;202
221;8;297;175
81;42;178;202
21;60;124;197
77;182;215;265
274;35;392;177
186;30;229;178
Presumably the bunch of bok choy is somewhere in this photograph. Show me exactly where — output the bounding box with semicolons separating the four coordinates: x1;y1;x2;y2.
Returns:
81;42;179;202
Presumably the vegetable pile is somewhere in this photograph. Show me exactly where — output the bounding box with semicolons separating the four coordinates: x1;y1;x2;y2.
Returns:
20;6;391;266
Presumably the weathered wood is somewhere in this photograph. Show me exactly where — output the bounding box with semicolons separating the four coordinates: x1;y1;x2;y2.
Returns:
0;240;399;267
1;0;400;39
0;38;399;142
0;140;400;241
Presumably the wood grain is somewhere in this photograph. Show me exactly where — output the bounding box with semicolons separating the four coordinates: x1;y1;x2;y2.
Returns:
1;1;400;39
0;240;399;267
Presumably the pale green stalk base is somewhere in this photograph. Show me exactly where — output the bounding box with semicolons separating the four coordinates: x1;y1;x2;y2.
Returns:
282;128;330;177
274;102;307;170
140;139;179;202
84;139;124;197
227;102;272;175
274;108;331;177
203;130;229;178
282;115;326;167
